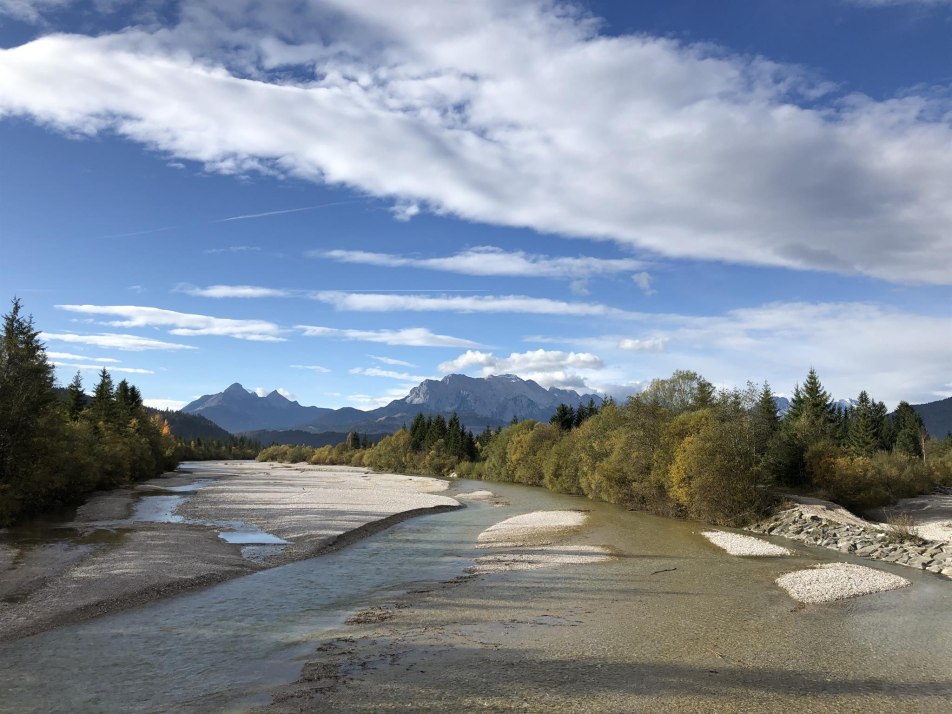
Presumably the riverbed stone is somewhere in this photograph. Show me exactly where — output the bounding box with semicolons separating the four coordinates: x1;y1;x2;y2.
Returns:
748;503;951;580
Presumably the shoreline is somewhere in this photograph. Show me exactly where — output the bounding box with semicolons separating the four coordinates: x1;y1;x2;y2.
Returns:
747;494;952;579
0;461;462;642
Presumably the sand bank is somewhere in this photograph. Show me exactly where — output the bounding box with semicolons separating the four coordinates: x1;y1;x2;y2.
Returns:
476;510;588;548
702;531;792;556
0;462;459;640
777;562;911;604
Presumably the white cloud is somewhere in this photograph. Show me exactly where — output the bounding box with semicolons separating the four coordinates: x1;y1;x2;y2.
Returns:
2;4;952;282
438;348;604;389
175;283;292;298
143;398;188;411
46;351;121;363
618;337;666;352
56;304;285;341
319;246;644;280
312;291;632;317
51;361;154;375
297;325;481;348
632;272;657;297
203;245;262;254
42;332;196;351
520;301;952;405
290;363;331;373
349;366;430;382
254;387;296;399
369;354;417;368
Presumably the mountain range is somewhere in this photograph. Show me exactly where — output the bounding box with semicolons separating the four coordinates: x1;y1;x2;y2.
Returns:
183;374;603;436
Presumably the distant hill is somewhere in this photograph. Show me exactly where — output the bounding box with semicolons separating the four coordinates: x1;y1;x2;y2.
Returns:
148;409;235;441
183;383;334;433
910;396;952;438
184;374;603;435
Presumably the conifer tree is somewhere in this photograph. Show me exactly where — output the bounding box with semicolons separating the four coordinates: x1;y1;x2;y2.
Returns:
66;371;86;421
409;413;427;452
753;382;779;455
0;298;56;486
848;391;878;456
785;368;834;431
446;413;463;458
893;401;926;459
90;367;117;425
550;403;576;431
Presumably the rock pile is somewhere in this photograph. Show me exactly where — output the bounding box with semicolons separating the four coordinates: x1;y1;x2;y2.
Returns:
748;506;952;579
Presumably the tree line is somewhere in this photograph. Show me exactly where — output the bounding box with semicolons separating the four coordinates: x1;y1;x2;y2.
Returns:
0;299;180;525
259;368;952;525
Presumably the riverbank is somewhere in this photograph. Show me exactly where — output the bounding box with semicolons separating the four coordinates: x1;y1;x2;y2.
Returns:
747;494;952;579
0;461;460;641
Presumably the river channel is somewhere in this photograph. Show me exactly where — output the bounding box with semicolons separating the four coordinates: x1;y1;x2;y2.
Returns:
1;467;951;712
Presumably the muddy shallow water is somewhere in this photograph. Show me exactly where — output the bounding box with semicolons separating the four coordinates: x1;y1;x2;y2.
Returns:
1;473;951;713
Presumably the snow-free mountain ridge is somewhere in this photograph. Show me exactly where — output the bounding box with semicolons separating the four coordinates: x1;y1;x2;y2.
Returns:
183;374;603;435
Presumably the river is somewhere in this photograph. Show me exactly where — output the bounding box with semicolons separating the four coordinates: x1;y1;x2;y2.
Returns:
1;468;951;712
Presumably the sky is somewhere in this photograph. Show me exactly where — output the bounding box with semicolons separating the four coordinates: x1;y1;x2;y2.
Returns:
1;0;950;412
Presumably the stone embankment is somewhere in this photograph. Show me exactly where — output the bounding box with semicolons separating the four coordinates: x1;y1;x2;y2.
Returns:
748;506;952;579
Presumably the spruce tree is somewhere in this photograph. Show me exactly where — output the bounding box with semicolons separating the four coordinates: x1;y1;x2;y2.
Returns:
753;382;779;456
550;403;576;431
848;391;878;457
446;413;463;458
90;367;117;425
0;298;57;486
66;371;86;421
893;402;926;459
409;413;427;452
785;368;834;434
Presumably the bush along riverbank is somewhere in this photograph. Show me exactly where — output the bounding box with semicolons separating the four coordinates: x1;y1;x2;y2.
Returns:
748;501;952;579
260;369;952;529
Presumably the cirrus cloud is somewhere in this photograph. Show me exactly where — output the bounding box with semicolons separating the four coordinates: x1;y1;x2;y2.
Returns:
56;304;285;342
41;331;196;351
296;324;482;348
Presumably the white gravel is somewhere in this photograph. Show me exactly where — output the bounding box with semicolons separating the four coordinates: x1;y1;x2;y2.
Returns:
702;531;792;557
776;563;911;604
471;545;613;573
476;510;588;548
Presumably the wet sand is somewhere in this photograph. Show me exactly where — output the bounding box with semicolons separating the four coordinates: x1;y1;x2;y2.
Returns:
0;461;459;641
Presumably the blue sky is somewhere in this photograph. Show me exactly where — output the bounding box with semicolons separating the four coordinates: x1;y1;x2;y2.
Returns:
1;0;950;411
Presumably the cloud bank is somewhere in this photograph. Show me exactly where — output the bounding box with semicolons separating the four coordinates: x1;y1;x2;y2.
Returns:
1;1;952;282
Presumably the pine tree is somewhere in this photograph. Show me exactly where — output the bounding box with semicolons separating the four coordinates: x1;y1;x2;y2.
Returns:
550;403;576;431
90;367;117;425
409;413;427;452
0;298;57;486
893;401;926;459
848;391;878;456
66;371;86;421
446;413;463;458
753;382;779;456
872;399;892;450
785;368;834;433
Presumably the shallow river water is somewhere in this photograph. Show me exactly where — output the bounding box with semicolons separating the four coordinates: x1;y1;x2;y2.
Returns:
1;471;951;712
